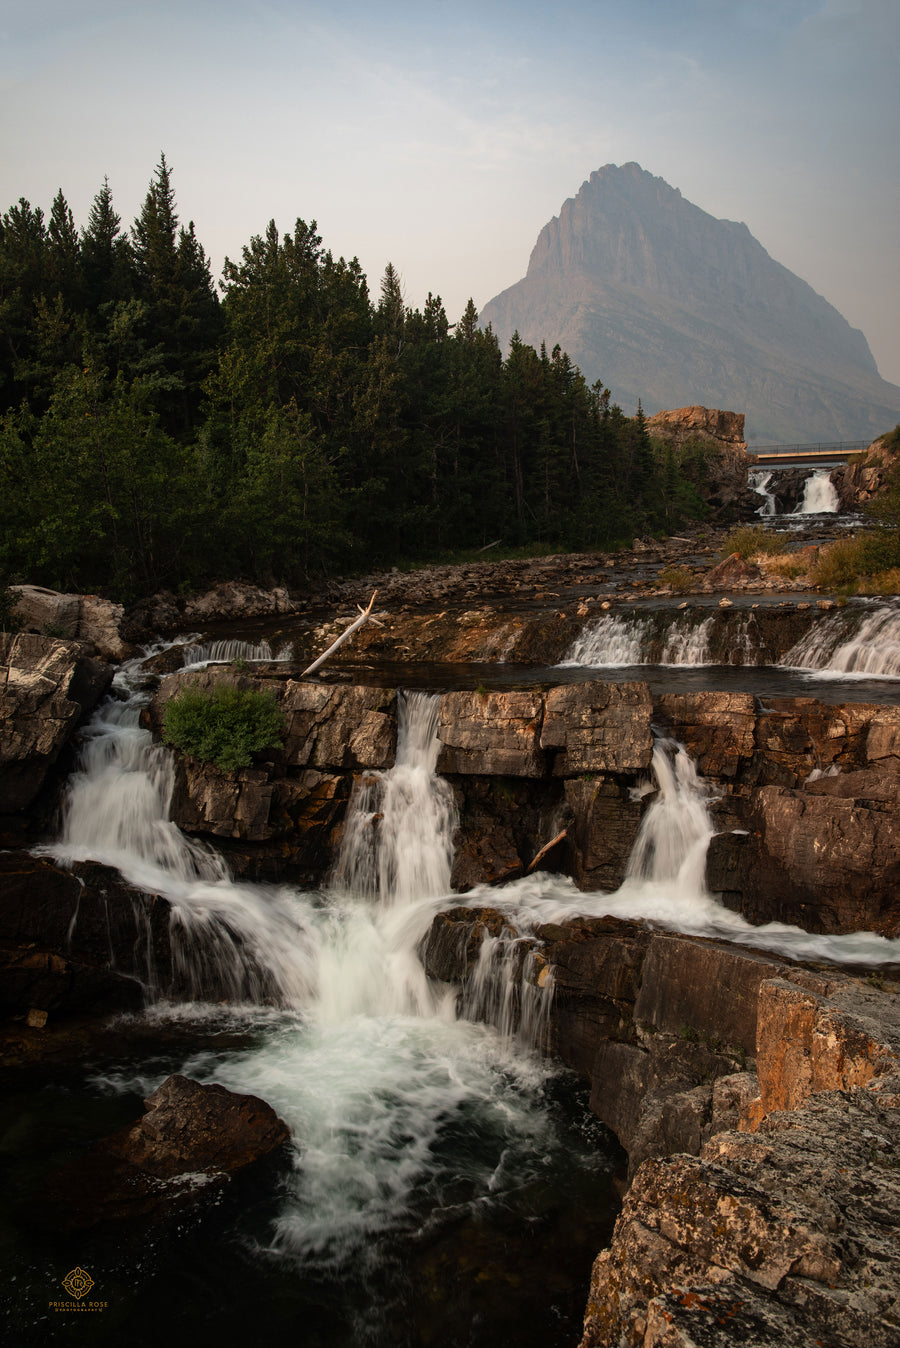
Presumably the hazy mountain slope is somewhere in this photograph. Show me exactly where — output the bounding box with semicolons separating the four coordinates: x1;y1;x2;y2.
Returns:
480;164;900;443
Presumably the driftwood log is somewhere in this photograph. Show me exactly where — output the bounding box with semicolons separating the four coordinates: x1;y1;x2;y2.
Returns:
301;592;382;677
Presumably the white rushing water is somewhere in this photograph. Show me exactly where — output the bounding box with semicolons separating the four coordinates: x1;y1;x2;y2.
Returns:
749;468;777;517
782;604;900;678
53;666;600;1304
45;650;900;1322
180;637;294;668
564;614;714;666
794;469;839;515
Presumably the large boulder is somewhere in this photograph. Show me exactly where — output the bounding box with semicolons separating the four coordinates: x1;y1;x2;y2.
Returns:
41;1074;290;1230
0;852;171;1016
12;585;128;660
0;634;112;815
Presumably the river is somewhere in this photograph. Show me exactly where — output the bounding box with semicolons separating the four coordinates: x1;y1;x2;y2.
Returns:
6;536;900;1344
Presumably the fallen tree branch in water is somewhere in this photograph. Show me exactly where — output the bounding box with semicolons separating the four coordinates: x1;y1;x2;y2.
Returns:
527;829;568;873
301;591;383;677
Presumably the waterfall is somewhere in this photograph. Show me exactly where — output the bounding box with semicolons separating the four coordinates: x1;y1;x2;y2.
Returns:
782;605;900;677
749;468;777;516
333;691;456;908
51;659;617;1337
565;613;646;665
180;637;293;667
564;613;713;666
51;657;319;1005
623;741;714;897
660;616;713;665
794;469;839;515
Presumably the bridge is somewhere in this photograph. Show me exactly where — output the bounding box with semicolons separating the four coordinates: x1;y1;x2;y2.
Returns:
748;441;868;469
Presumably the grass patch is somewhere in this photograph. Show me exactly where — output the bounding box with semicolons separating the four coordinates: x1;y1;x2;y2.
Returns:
163;683;285;771
763;553;810;581
812;530;900;591
657;564;694;591
720;525;786;560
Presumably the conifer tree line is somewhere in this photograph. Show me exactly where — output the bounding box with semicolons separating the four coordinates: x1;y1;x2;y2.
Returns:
0;157;710;600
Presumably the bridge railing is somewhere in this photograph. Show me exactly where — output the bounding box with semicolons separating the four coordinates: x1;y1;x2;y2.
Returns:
747;441;869;457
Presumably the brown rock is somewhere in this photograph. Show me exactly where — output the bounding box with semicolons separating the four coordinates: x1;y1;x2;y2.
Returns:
656;690;756;777
0;634;112;812
11;586;128;659
42;1074;290;1231
564;777;644;890
437;690;546;776
110;1074;289;1178
541;681;653;775
753;977;900;1116
701;552;764;591
645;406;747;450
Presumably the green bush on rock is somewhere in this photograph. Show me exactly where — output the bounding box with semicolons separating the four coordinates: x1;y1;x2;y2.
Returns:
163;684;285;771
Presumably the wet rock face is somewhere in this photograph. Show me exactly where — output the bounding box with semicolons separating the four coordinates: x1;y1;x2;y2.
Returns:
0;634;112;816
150;672;900;934
0;851;278;1017
0;852;153;1016
423;903;900;1348
41;1074;290;1231
11;586;129;661
579;982;900;1348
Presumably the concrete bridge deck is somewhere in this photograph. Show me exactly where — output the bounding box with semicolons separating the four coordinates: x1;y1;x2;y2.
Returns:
749;441;868;469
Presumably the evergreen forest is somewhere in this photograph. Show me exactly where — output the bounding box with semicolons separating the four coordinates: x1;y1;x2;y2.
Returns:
0;158;711;601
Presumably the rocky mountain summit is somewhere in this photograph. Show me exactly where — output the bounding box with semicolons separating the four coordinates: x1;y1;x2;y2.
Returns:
480;163;900;443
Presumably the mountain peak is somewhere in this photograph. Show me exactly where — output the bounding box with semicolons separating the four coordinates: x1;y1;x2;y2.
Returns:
482;167;899;442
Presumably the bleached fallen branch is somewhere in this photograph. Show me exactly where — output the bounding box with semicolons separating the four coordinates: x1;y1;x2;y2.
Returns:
527;829;568;873
301;591;383;677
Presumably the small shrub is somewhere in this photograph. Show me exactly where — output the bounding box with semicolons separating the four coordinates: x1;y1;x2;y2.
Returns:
720;525;786;560
657;564;694;591
811;537;864;589
163;683;285;771
812;530;900;590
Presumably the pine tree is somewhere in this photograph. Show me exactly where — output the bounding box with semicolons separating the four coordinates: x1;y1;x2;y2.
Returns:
81;177;133;309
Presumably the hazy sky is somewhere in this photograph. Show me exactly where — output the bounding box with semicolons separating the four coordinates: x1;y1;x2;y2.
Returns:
3;0;899;384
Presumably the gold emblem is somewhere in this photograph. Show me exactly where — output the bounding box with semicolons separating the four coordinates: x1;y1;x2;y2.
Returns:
61;1268;94;1300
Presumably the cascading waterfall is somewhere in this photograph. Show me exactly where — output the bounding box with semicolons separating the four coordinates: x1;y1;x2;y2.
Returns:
749;468;777;516
474;737;900;967
782;605;900;677
333;691;456;909
564;613;714;666
17;645;900;1340
623;740;714;897
180;637;294;667
794;469;839;515
51;658;320;1005
660;616;714;665
46;663;618;1346
565;613;646;665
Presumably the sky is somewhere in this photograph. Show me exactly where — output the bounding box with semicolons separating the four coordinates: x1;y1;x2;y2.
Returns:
2;0;899;384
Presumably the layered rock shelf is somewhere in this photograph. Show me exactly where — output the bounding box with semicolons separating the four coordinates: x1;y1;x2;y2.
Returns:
420;907;900;1346
148;672;900;936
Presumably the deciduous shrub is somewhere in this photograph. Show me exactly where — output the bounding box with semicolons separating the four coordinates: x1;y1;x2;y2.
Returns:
720;525;786;559
163;684;285;771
